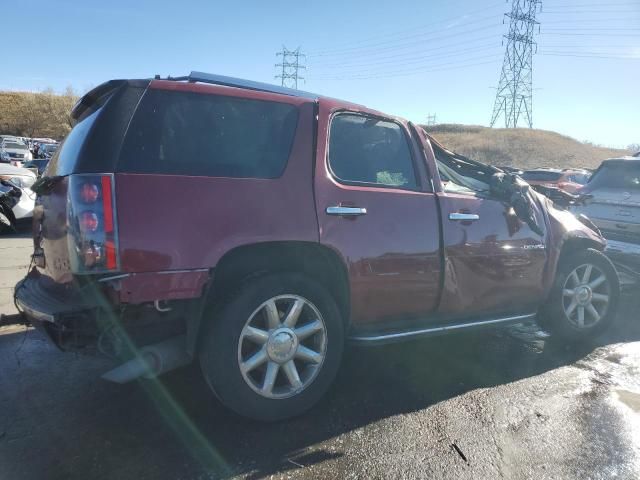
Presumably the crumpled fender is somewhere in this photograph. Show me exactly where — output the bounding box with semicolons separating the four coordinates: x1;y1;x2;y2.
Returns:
538;193;606;298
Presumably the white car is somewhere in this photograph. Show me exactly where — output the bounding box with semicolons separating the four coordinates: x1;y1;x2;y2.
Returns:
1;140;33;167
0;163;37;220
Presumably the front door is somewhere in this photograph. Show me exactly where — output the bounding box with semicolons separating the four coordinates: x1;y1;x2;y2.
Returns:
314;108;442;329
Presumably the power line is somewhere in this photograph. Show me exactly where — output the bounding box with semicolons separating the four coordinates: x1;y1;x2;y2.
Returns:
310;44;500;74
311;34;500;67
490;0;543;129
540;32;640;35
306;2;505;56
311;53;501;78
541;52;640;59
308;23;501;59
275;47;306;89
308;57;501;81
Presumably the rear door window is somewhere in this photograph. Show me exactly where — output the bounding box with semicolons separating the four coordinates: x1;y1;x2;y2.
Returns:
119;89;299;178
328;113;418;190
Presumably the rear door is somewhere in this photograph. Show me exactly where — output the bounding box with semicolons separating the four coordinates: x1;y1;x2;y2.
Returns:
314;105;442;329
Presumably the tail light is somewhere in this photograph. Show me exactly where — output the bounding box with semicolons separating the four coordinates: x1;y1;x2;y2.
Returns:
67;174;120;273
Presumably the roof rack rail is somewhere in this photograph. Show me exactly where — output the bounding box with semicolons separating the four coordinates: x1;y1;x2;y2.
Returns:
157;71;319;101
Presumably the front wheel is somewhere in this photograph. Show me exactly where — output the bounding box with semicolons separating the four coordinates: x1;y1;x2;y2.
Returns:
539;248;620;341
199;273;344;421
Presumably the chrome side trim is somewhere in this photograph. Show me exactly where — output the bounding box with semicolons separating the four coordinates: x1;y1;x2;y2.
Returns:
97;268;209;282
157;268;209;275
349;313;536;343
98;273;131;282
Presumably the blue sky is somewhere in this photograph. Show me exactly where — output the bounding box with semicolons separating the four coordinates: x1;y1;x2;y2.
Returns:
3;0;639;147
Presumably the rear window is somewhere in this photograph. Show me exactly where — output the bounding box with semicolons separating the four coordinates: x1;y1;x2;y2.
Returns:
118;89;299;178
588;162;640;190
521;170;563;182
46;106;102;176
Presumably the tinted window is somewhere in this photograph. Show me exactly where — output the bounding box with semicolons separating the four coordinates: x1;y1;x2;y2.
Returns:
46;106;102;176
329;114;417;189
521;170;563;182
589;163;640;190
119;89;299;178
567;173;590;184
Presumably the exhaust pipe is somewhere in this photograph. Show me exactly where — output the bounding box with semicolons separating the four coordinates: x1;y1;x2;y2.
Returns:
101;334;192;383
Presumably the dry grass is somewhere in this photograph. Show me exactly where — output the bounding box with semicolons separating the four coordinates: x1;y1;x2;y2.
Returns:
423;124;630;170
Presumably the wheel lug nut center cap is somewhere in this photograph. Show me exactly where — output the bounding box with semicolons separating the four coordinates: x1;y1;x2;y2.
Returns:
267;328;297;363
576;286;592;305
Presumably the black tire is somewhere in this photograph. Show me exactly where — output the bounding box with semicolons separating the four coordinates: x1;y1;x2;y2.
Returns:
538;248;620;341
0;211;13;234
199;273;344;421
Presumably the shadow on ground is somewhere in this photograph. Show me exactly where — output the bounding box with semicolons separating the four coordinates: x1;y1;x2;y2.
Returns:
1;292;639;479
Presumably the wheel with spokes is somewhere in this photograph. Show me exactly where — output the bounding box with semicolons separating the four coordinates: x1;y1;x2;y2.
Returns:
539;248;620;341
199;273;344;421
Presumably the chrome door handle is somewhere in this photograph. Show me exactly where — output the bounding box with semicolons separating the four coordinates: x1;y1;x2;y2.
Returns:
449;212;480;221
326;206;367;216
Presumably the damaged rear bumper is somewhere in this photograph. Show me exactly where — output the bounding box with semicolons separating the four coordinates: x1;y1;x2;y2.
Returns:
14;270;102;350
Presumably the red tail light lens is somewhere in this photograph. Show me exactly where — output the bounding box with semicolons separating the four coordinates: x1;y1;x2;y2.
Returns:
79;211;99;232
80;183;99;203
68;174;119;274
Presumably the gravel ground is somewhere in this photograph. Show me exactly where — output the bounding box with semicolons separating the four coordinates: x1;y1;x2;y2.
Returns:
1;233;639;479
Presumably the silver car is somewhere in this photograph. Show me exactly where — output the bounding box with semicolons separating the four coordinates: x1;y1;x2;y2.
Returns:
572;156;640;284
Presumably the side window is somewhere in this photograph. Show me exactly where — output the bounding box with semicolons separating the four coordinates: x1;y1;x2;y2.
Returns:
328;114;418;189
119;90;299;178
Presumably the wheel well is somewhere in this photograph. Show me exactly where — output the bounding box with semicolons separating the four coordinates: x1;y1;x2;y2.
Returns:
211;241;350;325
560;236;604;260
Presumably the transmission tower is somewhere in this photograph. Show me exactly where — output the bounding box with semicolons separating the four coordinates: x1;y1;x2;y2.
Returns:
490;0;542;128
275;47;306;89
426;113;437;126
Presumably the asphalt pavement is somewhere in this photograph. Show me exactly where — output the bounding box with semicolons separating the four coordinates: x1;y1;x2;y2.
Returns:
1;233;639;479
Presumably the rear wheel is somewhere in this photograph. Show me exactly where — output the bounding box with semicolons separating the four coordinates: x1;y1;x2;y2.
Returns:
539;248;620;341
199;273;344;421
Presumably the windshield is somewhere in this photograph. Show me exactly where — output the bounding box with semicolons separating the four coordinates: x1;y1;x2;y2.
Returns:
2;142;27;150
588;162;640;190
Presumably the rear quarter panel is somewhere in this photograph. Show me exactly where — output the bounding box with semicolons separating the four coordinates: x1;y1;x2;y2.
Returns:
115;101;318;273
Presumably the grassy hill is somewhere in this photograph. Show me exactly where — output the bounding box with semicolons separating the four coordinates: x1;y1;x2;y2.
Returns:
423;124;630;170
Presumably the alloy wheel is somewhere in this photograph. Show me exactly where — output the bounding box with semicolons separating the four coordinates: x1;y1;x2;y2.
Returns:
237;295;328;399
562;263;610;328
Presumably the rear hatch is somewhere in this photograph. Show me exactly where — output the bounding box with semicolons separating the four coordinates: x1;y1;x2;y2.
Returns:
577;160;640;244
33;80;147;283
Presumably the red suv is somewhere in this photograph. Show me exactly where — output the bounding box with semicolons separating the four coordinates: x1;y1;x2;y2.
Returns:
15;72;619;421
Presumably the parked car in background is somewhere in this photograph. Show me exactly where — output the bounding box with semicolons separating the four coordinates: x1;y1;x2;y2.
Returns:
1;140;33;166
0;163;37;224
15;72;619;421
37;143;58;159
521;168;590;194
572;157;640;285
22;159;49;176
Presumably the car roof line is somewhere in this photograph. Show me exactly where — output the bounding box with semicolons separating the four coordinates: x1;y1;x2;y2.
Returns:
156;71;321;101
